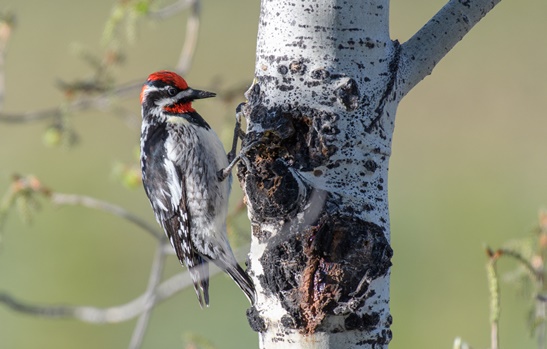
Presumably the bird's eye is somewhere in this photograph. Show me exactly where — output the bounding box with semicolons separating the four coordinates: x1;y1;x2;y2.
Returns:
167;87;177;96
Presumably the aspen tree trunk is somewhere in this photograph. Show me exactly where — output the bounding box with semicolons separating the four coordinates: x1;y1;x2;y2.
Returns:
238;1;500;348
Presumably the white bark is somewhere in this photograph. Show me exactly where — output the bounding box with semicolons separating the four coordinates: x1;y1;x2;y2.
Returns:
238;1;500;348
398;0;500;97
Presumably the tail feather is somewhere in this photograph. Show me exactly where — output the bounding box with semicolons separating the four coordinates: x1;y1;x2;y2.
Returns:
225;263;256;304
188;257;210;307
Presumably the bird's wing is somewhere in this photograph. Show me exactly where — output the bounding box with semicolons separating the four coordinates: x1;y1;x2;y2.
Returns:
141;128;209;307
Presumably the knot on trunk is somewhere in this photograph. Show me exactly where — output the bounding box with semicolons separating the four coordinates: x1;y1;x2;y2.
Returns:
237;90;341;220
257;210;393;334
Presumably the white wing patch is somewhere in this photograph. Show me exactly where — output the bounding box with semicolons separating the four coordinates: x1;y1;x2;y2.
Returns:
163;158;182;210
154;197;169;212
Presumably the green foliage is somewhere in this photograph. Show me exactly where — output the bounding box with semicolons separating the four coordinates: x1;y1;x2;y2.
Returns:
43;107;79;148
485;248;501;325
112;147;142;189
480;213;547;348
103;0;152;47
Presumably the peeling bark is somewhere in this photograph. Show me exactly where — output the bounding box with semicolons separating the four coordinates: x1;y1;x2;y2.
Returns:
238;0;500;348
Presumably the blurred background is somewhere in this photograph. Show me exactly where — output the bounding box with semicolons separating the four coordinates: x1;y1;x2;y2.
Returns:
0;0;545;348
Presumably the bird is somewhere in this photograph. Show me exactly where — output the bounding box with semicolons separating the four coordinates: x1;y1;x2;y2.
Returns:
139;70;255;307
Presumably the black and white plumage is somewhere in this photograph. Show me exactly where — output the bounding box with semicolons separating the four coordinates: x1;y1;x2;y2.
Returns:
139;71;254;307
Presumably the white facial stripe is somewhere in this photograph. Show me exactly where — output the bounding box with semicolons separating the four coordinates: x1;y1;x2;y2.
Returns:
175;89;193;100
155;97;174;107
143;85;179;108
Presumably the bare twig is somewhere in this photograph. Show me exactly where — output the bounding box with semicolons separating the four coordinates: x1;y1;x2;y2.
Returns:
0;244;250;323
51;193;163;241
176;0;200;75
149;0;195;20
0;12;15;111
0;80;142;124
0;0;203;124
129;244;167;349
499;248;542;282
0;271;190;323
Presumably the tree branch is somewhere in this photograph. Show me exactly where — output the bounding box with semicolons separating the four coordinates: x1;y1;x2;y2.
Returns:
51;193;164;241
176;0;200;75
0;81;141;124
397;0;501;98
0;270;191;323
128;244;166;349
148;0;195;20
0;244;250;323
0;0;203;124
0;12;14;112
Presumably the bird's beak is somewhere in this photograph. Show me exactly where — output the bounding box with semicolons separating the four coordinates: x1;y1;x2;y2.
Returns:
188;88;216;100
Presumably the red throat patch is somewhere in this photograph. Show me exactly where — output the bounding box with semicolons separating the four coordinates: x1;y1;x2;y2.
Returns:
163;103;195;114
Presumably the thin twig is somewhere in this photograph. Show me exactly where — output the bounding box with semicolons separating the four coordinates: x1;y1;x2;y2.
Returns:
51;193;163;241
486;248;500;349
149;0;195;20
499;248;543;282
0;80;142;124
0;0;202;124
0;14;14;111
0;245;250;323
176;0;200;75
0;268;195;323
129;244;167;349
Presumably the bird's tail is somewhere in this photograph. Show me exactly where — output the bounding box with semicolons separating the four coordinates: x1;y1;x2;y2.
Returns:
213;248;256;304
224;262;256;305
187;256;210;308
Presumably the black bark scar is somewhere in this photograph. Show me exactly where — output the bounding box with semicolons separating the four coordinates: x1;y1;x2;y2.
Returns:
365;40;401;133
